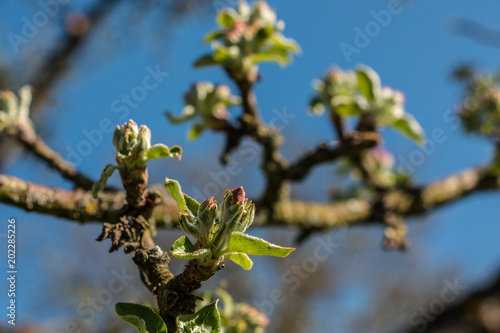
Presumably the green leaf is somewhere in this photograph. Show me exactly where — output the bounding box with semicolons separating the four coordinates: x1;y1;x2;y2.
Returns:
145;144;182;162
251;37;300;67
308;96;325;116
215;287;234;315
391;113;425;144
230;253;253;270
356;65;381;102
171;236;212;260
194;54;219;68
334;103;361;117
165;178;189;214
177;300;221;333
165;178;199;216
271;34;301;54
92;164;119;199
254;53;289;66
216;9;236;28
184;194;200;216
169;145;183;159
331;96;362;117
226;232;295;257
187;124;205;141
213;46;235;62
166;106;195;124
203;31;225;43
115;302;166;333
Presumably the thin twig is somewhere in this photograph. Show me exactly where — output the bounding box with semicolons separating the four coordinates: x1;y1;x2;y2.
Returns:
5;124;95;189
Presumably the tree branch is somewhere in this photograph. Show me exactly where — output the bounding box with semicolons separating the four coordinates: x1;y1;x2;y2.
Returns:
157;258;225;332
0;174;123;222
285;131;380;181
220;74;289;206
5;123;95;189
401;269;500;333
2;166;498;230
267;166;500;228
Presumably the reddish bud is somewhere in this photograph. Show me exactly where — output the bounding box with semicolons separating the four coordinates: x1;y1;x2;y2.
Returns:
230;187;245;204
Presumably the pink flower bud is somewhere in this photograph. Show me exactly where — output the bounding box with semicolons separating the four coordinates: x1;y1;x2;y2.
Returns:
230;187;245;204
234;21;246;31
200;196;215;209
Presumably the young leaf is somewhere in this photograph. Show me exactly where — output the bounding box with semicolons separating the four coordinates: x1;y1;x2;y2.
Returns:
115;302;166;333
145;144;182;162
391;114;425;145
184;193;200;216
166;109;194;124
177;300;221;333
92;164;119;199
308;96;326;116
356;65;381;102
216;9;236;28
171;236;212;260
169;145;182;159
230;253;253;270
331;96;361;117
165;178;189;213
333;102;361;117
171;235;196;252
226;232;295;257
251;51;289;66
194;54;219;68
203;31;225;43
187;124;205;141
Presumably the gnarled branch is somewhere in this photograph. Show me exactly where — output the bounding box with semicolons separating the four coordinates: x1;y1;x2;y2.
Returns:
2;166;498;230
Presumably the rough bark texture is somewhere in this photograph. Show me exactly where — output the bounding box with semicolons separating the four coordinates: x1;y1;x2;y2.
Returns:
119;167;148;209
1;166;498;229
0;174;124;222
157;258;225;333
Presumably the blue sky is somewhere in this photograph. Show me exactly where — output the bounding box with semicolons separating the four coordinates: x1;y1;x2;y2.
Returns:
1;0;500;331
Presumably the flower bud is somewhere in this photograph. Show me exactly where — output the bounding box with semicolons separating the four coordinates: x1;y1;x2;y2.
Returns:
222;187;245;214
113;120;139;154
213;207;245;253
235;201;255;233
0;86;34;132
133;125;151;160
219;187;255;237
112;120;153;169
178;212;202;240
379;87;405;121
0;90;15;114
198;197;218;243
210;187;254;252
368;147;395;170
177;82;241;133
251;1;276;27
192;1;298;83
